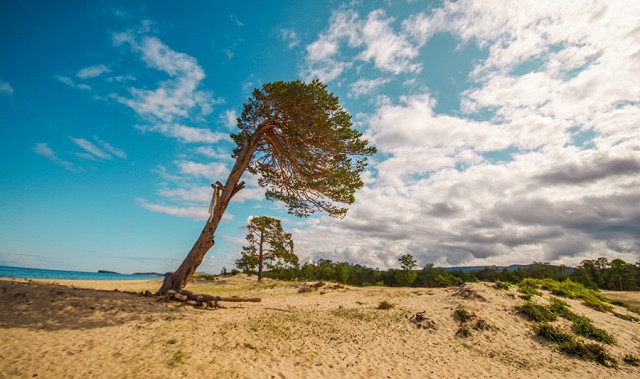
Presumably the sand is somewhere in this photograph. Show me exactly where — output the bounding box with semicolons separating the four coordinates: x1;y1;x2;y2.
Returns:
1;276;640;378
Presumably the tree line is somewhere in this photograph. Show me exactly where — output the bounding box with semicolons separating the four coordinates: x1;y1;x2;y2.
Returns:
245;256;640;291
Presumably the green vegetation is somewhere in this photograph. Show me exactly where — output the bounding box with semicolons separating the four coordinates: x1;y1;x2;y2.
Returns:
453;307;476;323
517;302;556;322
623;354;640;366
235;216;298;282
571;317;615;344
533;323;616;367
377;300;394;310
171;350;188;366
456;326;472;338
534;323;574;343
558;340;616;367
495;280;511;290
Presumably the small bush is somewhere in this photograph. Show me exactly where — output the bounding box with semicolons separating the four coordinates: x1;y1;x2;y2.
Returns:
534;323;574;344
456;326;472;338
495;281;511;290
518;302;557;322
548;297;577;321
518;283;541;300
377;300;394;310
572;317;615;344
558;340;617;367
582;296;613;313
623;354;640;366
453;307;476;323
611;311;640;322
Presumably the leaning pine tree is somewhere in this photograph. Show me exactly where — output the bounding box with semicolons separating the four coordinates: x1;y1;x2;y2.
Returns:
157;80;376;294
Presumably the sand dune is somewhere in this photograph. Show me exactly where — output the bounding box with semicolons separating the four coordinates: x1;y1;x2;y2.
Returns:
1;276;639;378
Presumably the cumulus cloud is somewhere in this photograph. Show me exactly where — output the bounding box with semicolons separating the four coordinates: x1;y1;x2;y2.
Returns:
292;0;640;269
349;77;391;98
220;109;237;130
112;32;215;123
56;75;91;90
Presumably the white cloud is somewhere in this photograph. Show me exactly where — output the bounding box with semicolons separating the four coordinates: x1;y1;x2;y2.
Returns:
229;14;244;27
69;137;112;160
113;33;214;123
94;136;127;159
349;77;391;98
279;28;300;48
292;0;640;268
32;143;79;172
56;76;92;90
76;64;111;79
220;109;237;130
177;161;229;179
302;8;427;81
0;80;14;95
137;199;233;221
135;123;227;144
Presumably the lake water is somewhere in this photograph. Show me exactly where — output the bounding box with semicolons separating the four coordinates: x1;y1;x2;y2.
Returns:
0;265;161;281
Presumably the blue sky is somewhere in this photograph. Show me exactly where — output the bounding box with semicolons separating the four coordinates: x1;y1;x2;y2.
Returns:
1;0;639;274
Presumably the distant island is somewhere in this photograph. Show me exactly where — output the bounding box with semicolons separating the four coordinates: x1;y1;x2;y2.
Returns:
132;272;166;276
97;270;120;274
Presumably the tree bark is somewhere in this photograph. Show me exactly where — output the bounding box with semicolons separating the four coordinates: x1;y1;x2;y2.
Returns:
257;231;264;282
157;121;278;295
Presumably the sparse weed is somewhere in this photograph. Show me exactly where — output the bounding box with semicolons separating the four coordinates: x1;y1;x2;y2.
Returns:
377;300;394;310
453;307;476;323
331;307;376;322
557;340;617;367
611;311;639;322
572;317;615;344
548;297;577;321
456;326;472;338
517;302;557;322
167;339;178;345
623;354;640;366
534;323;574;344
582;296;613;313
171;350;188;366
518;283;541;300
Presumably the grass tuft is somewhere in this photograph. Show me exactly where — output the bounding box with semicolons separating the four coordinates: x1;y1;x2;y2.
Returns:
534;323;574;344
572;316;615;344
377;300;394;310
623;354;640;366
517;302;557;322
453;307;476;323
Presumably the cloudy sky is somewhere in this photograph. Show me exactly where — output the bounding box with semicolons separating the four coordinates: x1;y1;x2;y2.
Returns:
1;0;638;274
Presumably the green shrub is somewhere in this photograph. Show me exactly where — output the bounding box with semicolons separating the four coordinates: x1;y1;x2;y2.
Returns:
558;340;617;367
453;307;476;323
548;297;577;321
611;311;639;322
623;354;640;366
534;323;574;344
518;302;557;322
582;296;613;313
518;283;541;300
495;280;511;290
456;326;472;338
377;300;394;310
572;317;615;344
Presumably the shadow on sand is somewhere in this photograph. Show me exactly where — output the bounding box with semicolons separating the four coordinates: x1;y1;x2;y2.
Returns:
0;280;180;331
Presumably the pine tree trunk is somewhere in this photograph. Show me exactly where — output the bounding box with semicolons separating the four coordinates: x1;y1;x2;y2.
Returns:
155;120;277;295
257;231;264;282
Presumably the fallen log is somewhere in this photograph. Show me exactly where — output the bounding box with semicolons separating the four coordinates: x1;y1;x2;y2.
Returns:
161;289;260;309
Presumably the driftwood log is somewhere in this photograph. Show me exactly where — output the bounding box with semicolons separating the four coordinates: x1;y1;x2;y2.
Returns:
161;289;261;309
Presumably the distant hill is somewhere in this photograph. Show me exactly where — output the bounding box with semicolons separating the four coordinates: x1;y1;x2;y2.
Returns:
439;263;575;273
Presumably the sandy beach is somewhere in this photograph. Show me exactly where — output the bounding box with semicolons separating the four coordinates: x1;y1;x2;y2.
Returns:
1;276;640;378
